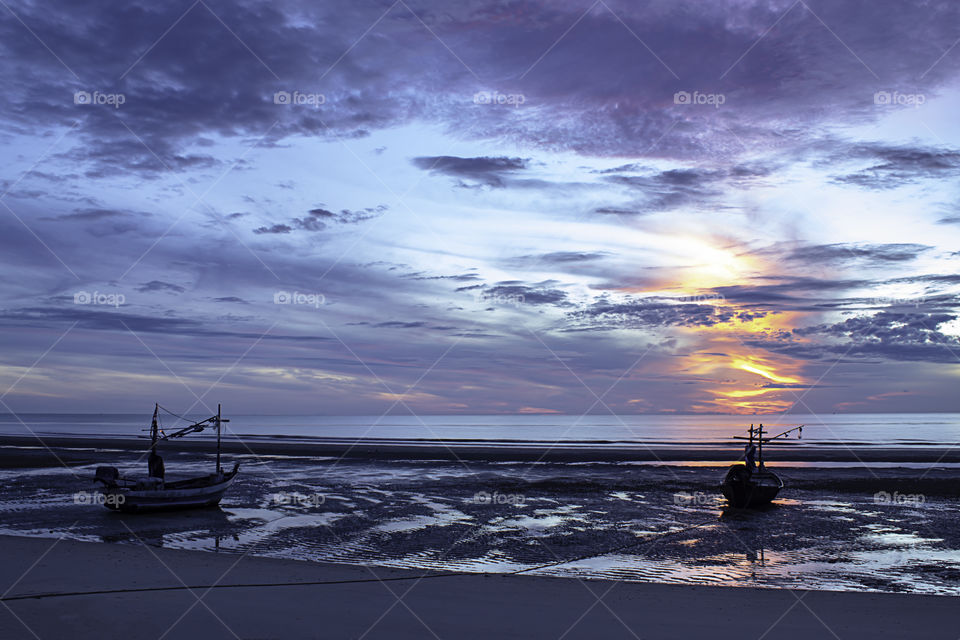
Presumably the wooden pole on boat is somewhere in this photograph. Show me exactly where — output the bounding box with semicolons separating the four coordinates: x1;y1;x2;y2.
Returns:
216;403;222;474
757;424;764;468
150;403;159;451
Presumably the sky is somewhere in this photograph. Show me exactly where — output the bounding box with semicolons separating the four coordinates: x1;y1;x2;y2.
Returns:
1;0;960;416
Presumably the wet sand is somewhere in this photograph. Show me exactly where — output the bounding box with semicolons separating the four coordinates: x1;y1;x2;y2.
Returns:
2;437;959;636
2;445;960;595
0;534;956;640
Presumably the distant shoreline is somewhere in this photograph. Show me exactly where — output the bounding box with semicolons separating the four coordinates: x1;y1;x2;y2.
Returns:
2;433;960;465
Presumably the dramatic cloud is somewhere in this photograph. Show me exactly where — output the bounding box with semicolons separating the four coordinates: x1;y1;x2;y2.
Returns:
480;283;569;306
254;205;387;234
411;156;529;188
782;243;932;264
136;280;185;294
570;297;755;330
1;0;960;413
828;143;960;190
601;165;773;213
793;312;960;363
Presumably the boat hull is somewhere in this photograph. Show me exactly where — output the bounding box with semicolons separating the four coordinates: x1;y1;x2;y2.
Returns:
99;472;237;513
721;464;782;508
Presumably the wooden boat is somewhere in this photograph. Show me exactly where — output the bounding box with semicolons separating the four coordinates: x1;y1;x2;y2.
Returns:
720;423;801;508
93;404;239;513
721;464;783;508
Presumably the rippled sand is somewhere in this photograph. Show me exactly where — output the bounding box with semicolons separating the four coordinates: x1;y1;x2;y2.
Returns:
2;450;959;594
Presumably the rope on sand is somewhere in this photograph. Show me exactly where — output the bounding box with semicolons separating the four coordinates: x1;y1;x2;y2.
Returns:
0;519;717;602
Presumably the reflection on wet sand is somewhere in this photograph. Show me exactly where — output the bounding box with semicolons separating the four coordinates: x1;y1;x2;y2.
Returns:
2;454;959;595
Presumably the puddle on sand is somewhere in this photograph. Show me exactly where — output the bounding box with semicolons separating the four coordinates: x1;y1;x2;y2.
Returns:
1;457;960;595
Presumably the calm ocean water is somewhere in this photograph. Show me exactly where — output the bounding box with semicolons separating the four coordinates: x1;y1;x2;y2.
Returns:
1;413;959;447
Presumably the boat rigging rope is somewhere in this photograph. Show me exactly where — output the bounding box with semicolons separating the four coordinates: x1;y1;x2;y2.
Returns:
157;405;195;425
0;519;717;602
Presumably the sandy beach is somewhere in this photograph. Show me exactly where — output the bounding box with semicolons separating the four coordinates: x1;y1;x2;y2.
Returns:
2;439;960;594
1;534;957;639
1;430;958;638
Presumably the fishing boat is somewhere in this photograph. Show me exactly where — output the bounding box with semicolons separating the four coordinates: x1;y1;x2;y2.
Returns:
92;404;239;513
721;423;802;508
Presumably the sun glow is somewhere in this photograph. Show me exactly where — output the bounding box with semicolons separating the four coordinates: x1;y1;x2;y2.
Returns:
731;358;801;385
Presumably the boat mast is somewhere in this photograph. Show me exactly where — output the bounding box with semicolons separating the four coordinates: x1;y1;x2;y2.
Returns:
757;423;764;468
216;403;222;474
150;403;159;451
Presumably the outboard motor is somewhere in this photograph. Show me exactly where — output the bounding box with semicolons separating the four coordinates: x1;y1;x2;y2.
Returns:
94;466;119;487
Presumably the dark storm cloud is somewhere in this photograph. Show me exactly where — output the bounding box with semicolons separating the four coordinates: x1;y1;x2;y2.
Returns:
406;272;482;282
3;0;960;177
593;206;643;216
827;143;960;190
374;321;428;329
3;0;960;414
411;156;528;188
0;0;432;177
781;243;932;264
253;223;294;235
511;251;610;265
254;205;387;234
894;274;960;287
480;283;569;306
136;280;185;294
0;306;329;343
41;208;133;222
569;297;753;331
791;312;960;363
583;268;960;320
305;206;387;224
665;276;875;310
604;169;724;212
600;164;773;213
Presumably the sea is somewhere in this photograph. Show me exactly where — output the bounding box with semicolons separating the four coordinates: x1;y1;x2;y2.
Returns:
3;412;960;449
